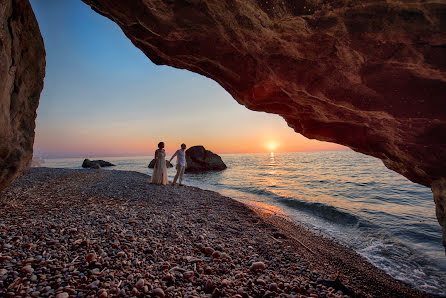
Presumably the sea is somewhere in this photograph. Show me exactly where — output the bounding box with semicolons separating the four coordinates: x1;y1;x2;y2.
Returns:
41;150;446;295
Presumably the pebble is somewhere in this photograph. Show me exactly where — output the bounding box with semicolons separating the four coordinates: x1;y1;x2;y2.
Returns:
0;269;7;276
22;265;34;274
269;282;278;291
183;271;194;279
153;287;165;297
250;261;265;271
55;293;69;298
97;289;108;297
135;278;145;288
117;289;126;297
204;247;215;255
86;252;97;263
116;251;126;258
204;280;214;293
256;279;266;286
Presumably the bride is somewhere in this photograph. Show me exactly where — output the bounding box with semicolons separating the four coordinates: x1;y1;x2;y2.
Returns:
151;142;168;185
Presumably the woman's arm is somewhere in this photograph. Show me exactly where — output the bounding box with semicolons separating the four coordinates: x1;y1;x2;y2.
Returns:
154;150;159;168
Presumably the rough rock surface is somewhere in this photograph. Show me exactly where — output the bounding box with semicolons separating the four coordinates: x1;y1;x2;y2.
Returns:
185;146;227;172
148;159;174;168
81;159;115;169
0;0;45;190
80;0;446;244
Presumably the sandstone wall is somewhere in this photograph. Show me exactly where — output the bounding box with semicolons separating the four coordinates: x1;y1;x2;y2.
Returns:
0;0;45;190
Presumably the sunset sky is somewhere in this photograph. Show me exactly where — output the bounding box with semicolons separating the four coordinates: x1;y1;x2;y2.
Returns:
30;0;346;158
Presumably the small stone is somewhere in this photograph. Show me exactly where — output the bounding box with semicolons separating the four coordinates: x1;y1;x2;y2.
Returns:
86;252;97;263
55;293;69;298
30;274;38;281
212;251;221;258
116;251;126;258
256;279;266;286
250;261;265;271
152;287;165;297
117;289;126;297
0;255;12;262
183;271;194;279
97;289;108;298
204;247;214;255
269;283;278;292
204;280;214;293
24;257;35;264
135;279;144;288
0;269;7;276
22;265;34;274
87;280;100;289
131;288;139;296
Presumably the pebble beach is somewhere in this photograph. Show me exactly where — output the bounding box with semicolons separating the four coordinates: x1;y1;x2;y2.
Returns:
0;168;428;297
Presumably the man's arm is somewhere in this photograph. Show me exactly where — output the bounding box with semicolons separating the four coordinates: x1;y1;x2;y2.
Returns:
169;150;178;163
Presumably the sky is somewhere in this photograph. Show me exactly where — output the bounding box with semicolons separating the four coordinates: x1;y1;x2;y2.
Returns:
30;0;346;157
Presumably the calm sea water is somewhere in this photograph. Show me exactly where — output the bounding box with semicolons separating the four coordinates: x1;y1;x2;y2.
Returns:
42;150;445;294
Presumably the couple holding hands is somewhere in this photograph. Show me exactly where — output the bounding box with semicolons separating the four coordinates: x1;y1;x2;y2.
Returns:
151;142;187;186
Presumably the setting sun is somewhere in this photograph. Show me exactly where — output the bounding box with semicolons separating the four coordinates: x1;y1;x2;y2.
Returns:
267;142;278;152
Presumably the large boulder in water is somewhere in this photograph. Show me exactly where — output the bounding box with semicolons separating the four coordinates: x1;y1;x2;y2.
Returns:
185;146;226;173
82;159;115;168
148;159;173;168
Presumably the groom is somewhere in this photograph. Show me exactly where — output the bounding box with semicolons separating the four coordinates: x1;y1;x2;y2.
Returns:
169;143;187;186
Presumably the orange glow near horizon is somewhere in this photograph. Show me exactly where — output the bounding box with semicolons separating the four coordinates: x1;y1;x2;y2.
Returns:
34;124;347;158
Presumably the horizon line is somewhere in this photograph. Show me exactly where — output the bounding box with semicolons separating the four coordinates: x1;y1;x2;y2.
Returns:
34;147;351;159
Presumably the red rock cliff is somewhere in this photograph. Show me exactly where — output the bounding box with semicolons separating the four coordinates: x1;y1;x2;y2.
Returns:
0;0;45;190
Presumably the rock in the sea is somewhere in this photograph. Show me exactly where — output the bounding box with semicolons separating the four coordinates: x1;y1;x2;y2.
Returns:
82;159;115;168
185;146;226;172
148;159;173;168
0;0;45;190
